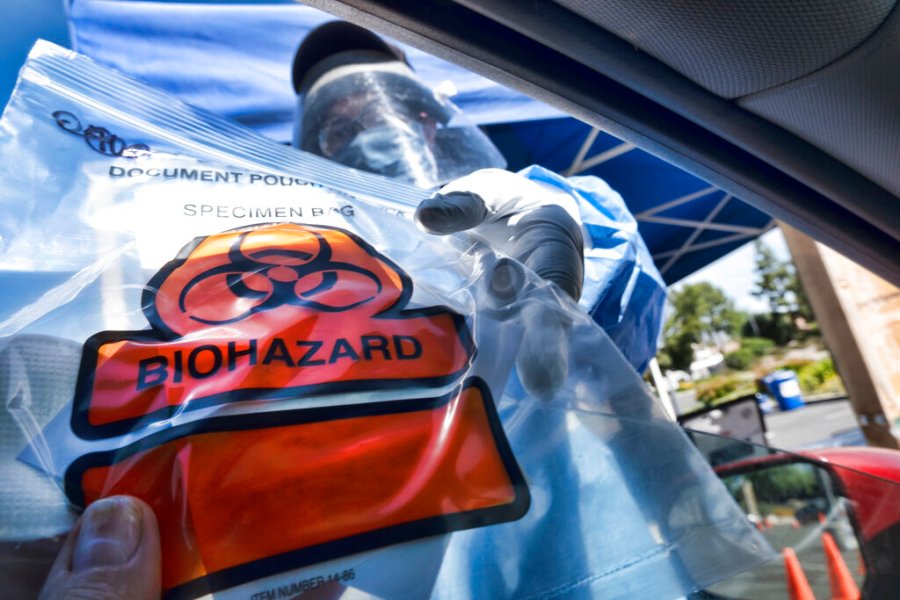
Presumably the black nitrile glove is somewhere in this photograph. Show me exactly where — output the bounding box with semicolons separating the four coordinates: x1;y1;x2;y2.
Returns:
415;169;585;398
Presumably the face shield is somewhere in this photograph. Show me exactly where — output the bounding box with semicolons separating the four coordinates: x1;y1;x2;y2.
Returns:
295;61;506;189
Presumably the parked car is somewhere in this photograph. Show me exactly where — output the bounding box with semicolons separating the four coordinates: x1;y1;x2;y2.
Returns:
708;443;900;598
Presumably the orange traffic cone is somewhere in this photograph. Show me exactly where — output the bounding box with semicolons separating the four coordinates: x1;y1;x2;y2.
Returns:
822;531;861;600
783;547;816;600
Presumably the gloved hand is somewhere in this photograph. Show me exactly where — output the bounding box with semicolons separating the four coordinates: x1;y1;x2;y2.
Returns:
415;169;585;398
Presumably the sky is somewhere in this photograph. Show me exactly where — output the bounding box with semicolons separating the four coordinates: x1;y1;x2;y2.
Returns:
671;227;791;314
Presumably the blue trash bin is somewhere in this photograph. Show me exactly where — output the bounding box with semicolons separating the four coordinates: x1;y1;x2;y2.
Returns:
763;370;805;411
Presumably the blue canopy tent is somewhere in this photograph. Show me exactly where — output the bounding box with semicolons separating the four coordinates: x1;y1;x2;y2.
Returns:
58;0;775;287
485;119;774;284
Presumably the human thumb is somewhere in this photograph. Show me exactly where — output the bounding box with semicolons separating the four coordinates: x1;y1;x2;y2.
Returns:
39;496;160;600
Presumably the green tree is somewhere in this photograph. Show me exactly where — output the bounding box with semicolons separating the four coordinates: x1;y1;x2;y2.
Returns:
661;282;742;371
752;240;813;323
748;464;821;503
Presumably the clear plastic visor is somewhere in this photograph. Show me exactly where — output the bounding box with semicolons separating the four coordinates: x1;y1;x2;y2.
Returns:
296;65;506;189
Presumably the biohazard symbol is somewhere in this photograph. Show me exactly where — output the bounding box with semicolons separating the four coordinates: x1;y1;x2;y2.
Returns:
149;223;413;338
174;228;385;326
73;223;476;439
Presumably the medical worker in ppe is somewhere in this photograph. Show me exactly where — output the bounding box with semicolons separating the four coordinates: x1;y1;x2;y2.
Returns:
287;20;673;600
290;20;668;377
287;22;742;600
292;20;588;398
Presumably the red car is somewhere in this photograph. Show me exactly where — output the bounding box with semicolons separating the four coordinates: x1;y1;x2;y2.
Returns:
709;445;900;599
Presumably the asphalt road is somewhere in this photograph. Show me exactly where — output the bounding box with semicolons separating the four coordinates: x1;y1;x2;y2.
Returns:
681;398;867;599
674;390;865;451
704;520;863;600
672;396;868;598
762;399;865;450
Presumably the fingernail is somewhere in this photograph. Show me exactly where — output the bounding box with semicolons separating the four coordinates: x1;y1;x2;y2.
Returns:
73;497;142;571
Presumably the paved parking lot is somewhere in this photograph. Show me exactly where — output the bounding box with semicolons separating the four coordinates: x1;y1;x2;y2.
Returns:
674;389;866;451
763;399;865;450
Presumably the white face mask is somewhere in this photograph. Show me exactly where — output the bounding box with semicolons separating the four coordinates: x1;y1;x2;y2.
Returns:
330;121;441;188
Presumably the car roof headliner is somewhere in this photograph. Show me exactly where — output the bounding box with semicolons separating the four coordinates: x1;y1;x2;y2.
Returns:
304;0;900;286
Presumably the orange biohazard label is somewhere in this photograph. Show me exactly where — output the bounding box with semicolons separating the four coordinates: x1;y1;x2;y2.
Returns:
72;223;476;439
65;379;528;598
66;223;527;598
